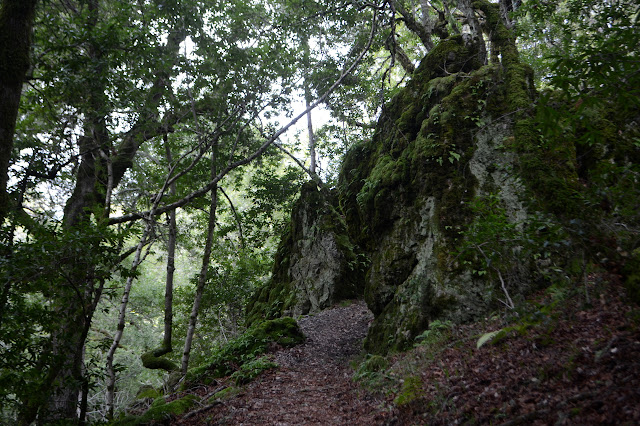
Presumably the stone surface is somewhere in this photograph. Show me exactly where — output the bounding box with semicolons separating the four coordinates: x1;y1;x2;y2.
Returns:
245;182;364;324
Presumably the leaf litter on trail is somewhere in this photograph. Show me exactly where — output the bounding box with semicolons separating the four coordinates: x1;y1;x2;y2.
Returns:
165;274;639;425
175;300;389;425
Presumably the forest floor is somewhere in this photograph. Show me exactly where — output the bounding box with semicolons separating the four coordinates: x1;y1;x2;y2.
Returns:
174;300;389;425
167;274;640;425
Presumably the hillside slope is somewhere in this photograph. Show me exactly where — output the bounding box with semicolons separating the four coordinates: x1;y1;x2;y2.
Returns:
125;276;639;425
368;275;640;424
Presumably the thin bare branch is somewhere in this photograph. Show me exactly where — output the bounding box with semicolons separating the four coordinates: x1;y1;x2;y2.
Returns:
109;11;380;226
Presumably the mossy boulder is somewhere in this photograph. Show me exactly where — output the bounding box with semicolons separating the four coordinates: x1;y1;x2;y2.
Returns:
110;395;199;425
185;317;304;387
245;181;366;324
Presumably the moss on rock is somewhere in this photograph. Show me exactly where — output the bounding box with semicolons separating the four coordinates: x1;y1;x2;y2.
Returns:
184;317;304;387
110;395;199;425
337;12;544;353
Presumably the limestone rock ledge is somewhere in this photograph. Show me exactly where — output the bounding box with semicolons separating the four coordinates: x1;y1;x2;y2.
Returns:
245;182;365;325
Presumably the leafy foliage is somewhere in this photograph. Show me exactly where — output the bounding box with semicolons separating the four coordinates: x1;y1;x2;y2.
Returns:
518;0;640;145
455;193;570;308
0;223;127;419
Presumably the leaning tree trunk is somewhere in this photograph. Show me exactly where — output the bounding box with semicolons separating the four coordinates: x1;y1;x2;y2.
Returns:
140;136;179;372
105;225;154;419
0;0;38;224
181;146;218;375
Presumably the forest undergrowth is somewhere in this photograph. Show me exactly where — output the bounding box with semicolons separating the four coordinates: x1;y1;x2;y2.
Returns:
375;273;640;424
121;274;640;425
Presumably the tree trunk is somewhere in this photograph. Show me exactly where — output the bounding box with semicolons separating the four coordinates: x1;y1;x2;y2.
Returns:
105;226;153;419
181;145;218;375
305;91;317;175
303;38;317;175
19;272;106;425
163;138;177;352
393;0;434;50
0;0;38;224
31;5;188;419
458;0;487;63
36;2;112;418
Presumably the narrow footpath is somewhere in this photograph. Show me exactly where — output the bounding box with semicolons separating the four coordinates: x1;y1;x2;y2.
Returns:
177;300;388;425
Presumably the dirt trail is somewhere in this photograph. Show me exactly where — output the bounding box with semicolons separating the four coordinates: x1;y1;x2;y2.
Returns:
179;301;388;425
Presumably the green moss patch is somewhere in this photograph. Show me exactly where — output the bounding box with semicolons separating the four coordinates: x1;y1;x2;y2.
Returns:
184;317;304;387
230;356;278;385
140;345;178;372
110;394;199;425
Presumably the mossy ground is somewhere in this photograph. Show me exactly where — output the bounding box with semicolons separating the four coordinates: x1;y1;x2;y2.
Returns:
358;275;640;424
110;394;199;425
113;318;304;424
184;317;304;387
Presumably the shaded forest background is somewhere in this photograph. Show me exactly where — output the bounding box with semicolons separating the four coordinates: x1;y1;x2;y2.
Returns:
0;0;638;424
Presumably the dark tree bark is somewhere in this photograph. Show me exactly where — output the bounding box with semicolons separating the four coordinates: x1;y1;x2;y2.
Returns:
0;0;38;224
385;37;416;74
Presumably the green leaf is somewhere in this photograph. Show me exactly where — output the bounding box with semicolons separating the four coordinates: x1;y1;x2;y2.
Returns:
476;330;503;349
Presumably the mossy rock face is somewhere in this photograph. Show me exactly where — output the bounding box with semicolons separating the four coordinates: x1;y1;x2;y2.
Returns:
339;27;542;353
185;317;304;387
343;2;639;354
245;181;366;325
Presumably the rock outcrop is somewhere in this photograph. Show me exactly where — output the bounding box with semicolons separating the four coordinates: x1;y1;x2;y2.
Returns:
247;1;639;353
245;182;365;325
338;32;540;352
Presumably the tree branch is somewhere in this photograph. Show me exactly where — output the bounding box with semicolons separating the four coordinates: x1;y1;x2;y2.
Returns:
219;187;245;250
393;0;434;50
108;11;380;226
